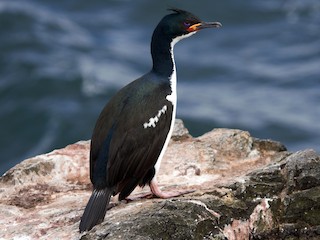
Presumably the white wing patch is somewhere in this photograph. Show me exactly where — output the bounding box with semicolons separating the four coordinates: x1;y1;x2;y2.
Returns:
143;105;168;129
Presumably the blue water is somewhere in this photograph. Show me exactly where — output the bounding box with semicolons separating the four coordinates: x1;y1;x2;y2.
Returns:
1;0;319;174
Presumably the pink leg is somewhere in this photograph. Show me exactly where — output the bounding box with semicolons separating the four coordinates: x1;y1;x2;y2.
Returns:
149;179;194;199
125;180;194;201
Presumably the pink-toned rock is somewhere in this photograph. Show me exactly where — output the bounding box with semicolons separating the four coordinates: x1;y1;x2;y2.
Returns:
1;120;318;239
0;141;90;239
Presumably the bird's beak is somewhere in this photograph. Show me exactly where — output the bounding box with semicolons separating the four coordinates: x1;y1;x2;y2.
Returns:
187;21;222;32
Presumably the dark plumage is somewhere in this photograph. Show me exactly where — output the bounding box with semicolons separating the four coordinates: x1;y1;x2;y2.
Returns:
79;8;221;232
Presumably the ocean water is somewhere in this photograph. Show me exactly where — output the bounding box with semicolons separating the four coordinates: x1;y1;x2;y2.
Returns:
0;0;319;174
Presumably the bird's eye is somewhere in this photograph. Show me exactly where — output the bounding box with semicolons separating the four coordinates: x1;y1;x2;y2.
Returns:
183;22;191;28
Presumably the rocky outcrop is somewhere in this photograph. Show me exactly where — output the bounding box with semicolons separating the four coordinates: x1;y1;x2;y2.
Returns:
0;119;319;239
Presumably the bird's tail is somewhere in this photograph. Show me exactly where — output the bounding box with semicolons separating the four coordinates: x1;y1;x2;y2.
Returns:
79;188;112;233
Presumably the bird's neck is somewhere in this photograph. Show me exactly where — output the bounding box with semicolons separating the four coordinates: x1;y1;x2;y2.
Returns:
150;31;196;104
150;31;197;78
151;35;176;77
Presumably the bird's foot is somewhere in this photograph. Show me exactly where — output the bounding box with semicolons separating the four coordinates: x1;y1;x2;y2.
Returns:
149;180;194;199
125;181;194;201
126;190;194;201
125;193;154;201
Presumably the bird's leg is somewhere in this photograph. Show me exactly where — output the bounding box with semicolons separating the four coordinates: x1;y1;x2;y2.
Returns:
125;179;194;201
149;179;194;199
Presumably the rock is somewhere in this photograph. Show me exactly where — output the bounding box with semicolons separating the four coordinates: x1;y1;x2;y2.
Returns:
231;149;320;239
170;118;192;141
0;119;319;239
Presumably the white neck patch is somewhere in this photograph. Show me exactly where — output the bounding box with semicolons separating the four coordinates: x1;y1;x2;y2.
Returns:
171;31;197;48
153;31;197;174
166;32;197;104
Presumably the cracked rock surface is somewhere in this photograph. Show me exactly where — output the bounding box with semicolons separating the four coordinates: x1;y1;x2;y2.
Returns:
0;119;319;239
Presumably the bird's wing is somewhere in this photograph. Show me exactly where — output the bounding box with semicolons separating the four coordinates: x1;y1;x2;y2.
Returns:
107;102;172;185
90;78;173;198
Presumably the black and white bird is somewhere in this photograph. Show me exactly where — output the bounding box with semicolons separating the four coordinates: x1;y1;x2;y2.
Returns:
79;8;221;232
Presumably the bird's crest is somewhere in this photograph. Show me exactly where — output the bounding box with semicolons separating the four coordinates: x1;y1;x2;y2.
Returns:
167;8;190;15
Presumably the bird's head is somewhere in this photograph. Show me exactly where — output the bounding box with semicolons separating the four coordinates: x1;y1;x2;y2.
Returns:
156;8;222;41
